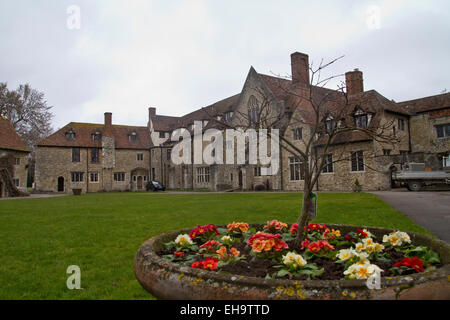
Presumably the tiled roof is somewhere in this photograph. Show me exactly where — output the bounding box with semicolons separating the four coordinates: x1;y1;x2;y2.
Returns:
37;122;152;149
397;92;450;113
0;117;30;152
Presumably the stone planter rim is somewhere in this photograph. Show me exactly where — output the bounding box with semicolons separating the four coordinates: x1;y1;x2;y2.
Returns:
136;223;450;290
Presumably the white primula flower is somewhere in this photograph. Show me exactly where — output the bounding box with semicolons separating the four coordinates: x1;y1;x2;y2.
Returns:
175;234;193;246
282;252;307;268
344;262;383;280
337;249;354;261
221;235;232;242
382;231;410;247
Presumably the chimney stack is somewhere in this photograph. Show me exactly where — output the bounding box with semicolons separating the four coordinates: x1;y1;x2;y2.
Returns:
345;69;364;96
104;112;113;136
149;107;156;117
291;52;310;88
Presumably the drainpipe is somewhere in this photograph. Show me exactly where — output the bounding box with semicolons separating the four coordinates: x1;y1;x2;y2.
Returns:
160;148;163;184
86;148;89;193
407;116;412;153
279;135;284;191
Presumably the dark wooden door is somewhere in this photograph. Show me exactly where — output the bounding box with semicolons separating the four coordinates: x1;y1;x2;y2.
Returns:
57;177;64;192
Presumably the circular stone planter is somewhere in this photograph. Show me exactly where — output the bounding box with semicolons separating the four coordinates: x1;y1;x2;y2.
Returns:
134;224;450;300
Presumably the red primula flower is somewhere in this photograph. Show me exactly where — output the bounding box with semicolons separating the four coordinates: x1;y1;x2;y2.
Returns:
305;240;335;254
290;223;298;235
191;261;201;268
301;239;310;250
395;256;424;273
201;257;218;270
356;228;368;238
173;251;184;258
189;224;220;240
199;240;221;252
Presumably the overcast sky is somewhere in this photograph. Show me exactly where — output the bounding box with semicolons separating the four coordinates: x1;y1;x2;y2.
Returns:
1;0;449;130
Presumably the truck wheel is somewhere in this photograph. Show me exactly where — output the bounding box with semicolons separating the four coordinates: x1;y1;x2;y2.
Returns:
408;181;422;191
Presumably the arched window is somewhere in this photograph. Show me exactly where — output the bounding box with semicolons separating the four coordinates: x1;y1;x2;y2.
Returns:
247;95;260;125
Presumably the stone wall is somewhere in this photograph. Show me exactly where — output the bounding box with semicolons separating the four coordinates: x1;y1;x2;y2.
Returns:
410;110;450;156
0;149;29;192
35;146;150;194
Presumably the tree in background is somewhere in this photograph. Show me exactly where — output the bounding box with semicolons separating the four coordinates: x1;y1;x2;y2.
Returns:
1;83;54;187
0;82;54;149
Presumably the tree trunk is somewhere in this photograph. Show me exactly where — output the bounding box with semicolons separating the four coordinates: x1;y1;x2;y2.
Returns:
293;188;314;248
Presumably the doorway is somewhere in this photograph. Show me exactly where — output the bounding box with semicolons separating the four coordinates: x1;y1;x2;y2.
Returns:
238;170;243;189
0;181;3;198
57;176;64;192
137;176;143;190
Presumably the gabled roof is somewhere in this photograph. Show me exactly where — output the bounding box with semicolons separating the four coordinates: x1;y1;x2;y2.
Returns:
397;92;450;114
37;122;152;149
0;117;30;152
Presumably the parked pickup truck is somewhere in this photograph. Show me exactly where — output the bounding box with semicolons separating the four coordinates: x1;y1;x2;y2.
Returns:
392;163;450;191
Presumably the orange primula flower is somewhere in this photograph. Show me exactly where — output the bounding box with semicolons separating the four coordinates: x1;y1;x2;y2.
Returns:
227;221;249;233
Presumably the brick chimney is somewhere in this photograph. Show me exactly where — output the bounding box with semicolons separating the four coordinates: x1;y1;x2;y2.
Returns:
291;52;310;88
104;112;113;136
149;107;156;117
345;69;364;96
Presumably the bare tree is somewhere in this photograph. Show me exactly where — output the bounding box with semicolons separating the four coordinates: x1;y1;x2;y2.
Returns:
0;83;54;148
196;55;400;248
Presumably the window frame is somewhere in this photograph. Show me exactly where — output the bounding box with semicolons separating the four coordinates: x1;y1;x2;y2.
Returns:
322;154;334;173
90;172;99;183
71;172;84;182
350;151;365;172
289;157;305;181
293;128;302;140
113;172;126;182
72;148;81;163
91;148;99;163
196;167;210;183
435;124;450;138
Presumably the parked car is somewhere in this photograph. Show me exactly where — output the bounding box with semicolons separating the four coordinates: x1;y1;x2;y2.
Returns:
146;181;166;192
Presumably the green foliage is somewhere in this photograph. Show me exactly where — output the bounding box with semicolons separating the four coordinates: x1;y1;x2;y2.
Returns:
404;246;441;266
274;263;324;280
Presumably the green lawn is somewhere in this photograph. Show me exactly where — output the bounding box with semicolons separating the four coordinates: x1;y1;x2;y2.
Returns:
0;192;431;300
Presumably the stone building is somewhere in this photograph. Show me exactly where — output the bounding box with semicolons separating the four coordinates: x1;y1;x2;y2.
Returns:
34;52;449;193
0;117;30;197
35;113;152;193
397;93;450;170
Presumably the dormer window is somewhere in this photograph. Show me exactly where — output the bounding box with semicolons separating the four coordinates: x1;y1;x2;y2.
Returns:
354;108;372;129
65;130;76;140
129;132;137;141
92;132;101;141
325;116;336;134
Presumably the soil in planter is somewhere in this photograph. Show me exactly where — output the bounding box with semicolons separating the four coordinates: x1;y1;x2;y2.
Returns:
156;233;436;280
